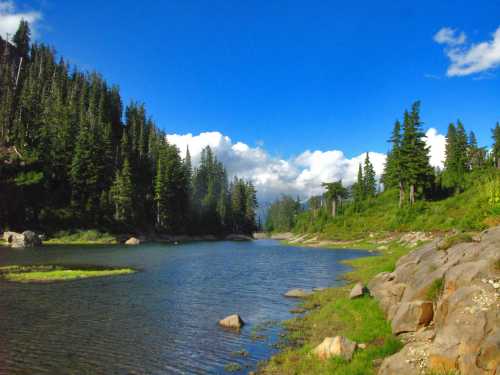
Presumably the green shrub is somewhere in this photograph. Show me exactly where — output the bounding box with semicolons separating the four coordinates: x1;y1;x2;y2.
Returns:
437;233;473;251
426;277;444;302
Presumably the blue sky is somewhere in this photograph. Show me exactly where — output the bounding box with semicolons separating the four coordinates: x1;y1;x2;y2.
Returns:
1;0;499;200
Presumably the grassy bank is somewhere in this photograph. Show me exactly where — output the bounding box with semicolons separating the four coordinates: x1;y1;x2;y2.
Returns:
260;239;415;375
0;265;135;283
45;230;118;245
294;171;500;241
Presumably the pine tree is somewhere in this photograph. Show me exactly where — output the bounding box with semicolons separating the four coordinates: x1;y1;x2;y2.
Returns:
322;181;348;217
353;163;364;208
363;152;376;198
111;158;134;223
400;102;432;205
493;122;500;169
12;20;31;59
382;120;404;206
443;121;468;193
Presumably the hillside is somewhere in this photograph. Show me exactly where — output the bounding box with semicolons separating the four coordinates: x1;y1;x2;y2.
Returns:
292;170;500;242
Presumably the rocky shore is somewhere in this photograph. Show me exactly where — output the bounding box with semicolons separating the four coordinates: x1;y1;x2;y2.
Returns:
370;227;499;375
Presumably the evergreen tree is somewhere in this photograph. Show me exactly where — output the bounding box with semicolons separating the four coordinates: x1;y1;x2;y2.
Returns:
443;121;468;193
12;20;31;59
111;158;134;223
352;163;364;208
322;180;348;217
493;122;500;169
363;152;376;198
382;120;404;206
400;102;432;205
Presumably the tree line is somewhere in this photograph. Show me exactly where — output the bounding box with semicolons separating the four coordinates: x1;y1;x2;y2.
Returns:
266;101;500;224
0;21;257;235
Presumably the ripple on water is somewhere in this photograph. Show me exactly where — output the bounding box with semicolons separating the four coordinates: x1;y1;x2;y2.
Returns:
0;240;370;374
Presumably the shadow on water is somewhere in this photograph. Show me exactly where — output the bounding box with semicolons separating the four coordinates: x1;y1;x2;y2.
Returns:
0;240;371;374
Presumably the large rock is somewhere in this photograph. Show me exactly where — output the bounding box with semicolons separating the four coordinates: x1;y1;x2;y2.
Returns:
125;237;140;245
284;288;311;298
372;226;500;375
313;336;357;361
4;231;42;248
219;314;244;330
391;301;434;334
349;282;365;299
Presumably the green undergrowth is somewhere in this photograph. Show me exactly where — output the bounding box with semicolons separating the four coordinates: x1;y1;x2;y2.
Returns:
426;277;444;302
0;265;135;283
437;233;473;250
46;230;118;245
294;172;500;241
260;241;412;374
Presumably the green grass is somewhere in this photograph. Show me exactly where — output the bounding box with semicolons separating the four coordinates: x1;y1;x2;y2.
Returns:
260;241;410;375
45;230;118;245
437;233;473;250
294;171;500;241
426;277;444;302
0;265;135;283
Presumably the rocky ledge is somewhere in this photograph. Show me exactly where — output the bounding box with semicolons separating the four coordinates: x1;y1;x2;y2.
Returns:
369;227;499;375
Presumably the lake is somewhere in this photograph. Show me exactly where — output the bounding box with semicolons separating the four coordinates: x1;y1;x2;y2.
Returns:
0;240;368;374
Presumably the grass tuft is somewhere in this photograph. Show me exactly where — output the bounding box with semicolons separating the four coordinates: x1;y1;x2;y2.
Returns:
0;265;135;283
437;233;473;251
426;277;444;302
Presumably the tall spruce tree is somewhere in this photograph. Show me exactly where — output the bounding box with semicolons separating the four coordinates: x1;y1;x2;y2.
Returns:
493;122;500;169
400;102;432;205
363;152;376;198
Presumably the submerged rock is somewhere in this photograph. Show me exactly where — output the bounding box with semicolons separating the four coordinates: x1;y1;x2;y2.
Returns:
284;288;311;298
125;237;140;245
219;314;245;329
313;336;357;361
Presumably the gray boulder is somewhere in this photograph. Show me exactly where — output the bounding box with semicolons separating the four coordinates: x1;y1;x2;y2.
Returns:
125;237;141;245
4;231;42;248
219;314;245;329
349;282;365;299
313;336;357;361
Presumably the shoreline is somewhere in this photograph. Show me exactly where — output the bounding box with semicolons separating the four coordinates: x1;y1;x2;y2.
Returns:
258;233;421;374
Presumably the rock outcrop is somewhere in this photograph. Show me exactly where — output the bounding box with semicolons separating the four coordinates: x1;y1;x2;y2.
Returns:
3;231;42;248
219;314;245;330
370;227;500;375
313;336;357;361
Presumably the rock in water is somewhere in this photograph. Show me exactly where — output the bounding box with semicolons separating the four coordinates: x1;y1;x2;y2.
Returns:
125;237;140;245
284;288;311;298
219;314;245;329
4;231;42;248
314;336;357;361
349;282;365;299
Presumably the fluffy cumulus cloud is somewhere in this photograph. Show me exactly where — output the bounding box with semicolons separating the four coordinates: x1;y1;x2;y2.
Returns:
167;129;446;203
423;128;446;169
434;27;466;46
0;1;41;40
434;26;500;77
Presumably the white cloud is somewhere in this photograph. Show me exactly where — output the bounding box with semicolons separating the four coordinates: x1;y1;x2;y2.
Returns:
167;129;446;203
434;27;466;46
0;1;41;40
423;128;446;170
434;26;500;77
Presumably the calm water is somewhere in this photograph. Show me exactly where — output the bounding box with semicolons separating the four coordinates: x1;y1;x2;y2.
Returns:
0;240;368;375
